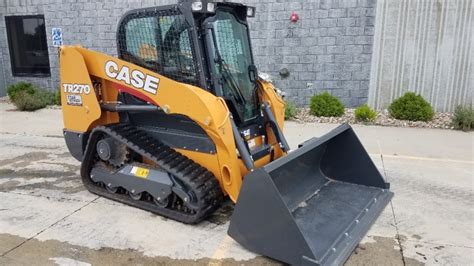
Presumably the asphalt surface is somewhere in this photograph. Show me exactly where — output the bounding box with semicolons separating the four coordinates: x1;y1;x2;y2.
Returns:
0;103;472;265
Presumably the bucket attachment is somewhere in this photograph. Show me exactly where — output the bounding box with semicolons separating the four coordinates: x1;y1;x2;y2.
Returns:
228;124;393;265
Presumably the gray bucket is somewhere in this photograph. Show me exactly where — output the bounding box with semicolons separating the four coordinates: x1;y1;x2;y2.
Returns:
228;124;393;265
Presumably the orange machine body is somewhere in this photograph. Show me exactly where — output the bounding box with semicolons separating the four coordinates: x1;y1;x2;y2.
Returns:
60;46;286;202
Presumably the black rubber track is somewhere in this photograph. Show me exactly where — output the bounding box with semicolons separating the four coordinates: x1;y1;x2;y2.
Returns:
80;124;224;224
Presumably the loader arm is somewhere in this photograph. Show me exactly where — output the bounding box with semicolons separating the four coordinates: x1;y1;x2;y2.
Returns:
60;46;285;201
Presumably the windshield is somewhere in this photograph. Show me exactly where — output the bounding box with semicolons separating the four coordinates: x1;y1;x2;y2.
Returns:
208;10;258;123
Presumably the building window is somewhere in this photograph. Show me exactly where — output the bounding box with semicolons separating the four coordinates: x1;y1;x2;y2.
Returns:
5;15;50;76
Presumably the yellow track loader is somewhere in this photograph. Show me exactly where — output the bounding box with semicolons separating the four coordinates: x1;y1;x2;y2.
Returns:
60;1;393;264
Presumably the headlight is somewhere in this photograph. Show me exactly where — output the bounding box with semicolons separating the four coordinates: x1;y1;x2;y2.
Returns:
191;1;203;11
207;2;215;12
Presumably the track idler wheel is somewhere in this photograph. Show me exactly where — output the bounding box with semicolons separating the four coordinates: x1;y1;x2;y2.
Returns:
96;137;129;167
128;190;142;200
154;195;170;208
105;183;118;193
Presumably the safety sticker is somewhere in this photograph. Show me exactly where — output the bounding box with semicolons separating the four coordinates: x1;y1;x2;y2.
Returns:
66;94;83;106
248;138;256;149
131;166;149;178
52;27;62;47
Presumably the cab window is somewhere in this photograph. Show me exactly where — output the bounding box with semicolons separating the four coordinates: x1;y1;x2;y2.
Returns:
120;12;198;86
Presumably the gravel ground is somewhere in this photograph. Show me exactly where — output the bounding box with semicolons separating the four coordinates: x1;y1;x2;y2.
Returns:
46;105;62;110
292;108;455;129
0;96;11;104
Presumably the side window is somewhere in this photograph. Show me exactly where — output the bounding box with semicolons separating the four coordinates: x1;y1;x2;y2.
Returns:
121;13;198;86
5;15;50;76
213;20;243;73
125;17;158;61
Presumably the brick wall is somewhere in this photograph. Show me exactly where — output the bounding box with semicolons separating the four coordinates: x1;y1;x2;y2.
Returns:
0;0;175;94
0;0;52;91
246;0;376;106
0;0;376;107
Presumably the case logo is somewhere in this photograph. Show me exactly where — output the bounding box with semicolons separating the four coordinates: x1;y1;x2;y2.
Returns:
105;60;160;95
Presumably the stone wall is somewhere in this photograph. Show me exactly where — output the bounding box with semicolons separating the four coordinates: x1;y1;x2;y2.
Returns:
246;0;376;106
0;0;175;95
0;0;377;107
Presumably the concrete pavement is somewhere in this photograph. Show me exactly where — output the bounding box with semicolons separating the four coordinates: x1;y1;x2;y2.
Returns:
0;103;472;265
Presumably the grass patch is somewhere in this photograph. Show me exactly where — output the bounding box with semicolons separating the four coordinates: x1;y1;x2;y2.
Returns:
452;105;474;131
285;101;298;120
355;104;377;122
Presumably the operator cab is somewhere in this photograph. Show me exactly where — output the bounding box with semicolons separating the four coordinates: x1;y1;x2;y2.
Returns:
115;0;285;165
116;0;258;127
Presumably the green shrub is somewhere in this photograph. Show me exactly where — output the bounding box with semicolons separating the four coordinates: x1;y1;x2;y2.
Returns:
7;82;36;102
285;101;298;120
53;89;61;105
452;105;474;131
12;90;51;111
388;92;434;121
7;82;56;111
355;104;377;122
309;92;345;117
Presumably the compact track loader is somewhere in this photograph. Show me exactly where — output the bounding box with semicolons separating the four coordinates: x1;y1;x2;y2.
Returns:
60;1;393;264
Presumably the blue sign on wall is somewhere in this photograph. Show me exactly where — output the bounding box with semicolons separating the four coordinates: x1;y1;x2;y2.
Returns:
52;28;63;47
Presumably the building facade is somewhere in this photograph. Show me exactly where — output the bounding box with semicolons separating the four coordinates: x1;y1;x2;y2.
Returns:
0;0;471;111
369;0;473;112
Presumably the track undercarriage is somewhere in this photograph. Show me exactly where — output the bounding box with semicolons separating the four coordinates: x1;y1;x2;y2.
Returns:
80;123;223;224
